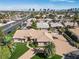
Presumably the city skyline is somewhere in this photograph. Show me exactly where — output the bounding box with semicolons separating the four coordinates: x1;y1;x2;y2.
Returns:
0;0;79;10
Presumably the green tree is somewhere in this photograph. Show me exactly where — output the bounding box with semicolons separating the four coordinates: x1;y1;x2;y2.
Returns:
72;12;78;27
0;27;12;59
44;42;55;58
31;20;37;29
0;27;5;45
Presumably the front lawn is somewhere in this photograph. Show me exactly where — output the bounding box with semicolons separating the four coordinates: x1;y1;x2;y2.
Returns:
31;53;62;59
9;43;29;59
0;46;11;59
49;54;62;59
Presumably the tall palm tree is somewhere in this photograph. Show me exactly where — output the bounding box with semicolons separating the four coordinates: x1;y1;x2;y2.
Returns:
0;27;12;54
0;27;5;46
72;12;78;27
44;42;55;58
31;20;37;29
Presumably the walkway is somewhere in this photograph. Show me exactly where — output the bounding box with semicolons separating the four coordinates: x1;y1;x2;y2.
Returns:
19;42;35;59
53;34;78;56
19;48;35;59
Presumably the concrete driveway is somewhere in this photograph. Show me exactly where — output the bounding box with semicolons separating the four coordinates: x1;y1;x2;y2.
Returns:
53;34;78;56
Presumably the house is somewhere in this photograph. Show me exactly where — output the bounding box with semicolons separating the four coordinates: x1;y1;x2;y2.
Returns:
37;22;49;29
26;18;37;28
13;29;53;46
27;18;36;22
44;18;52;22
26;21;32;28
64;22;78;27
50;22;63;28
57;14;64;18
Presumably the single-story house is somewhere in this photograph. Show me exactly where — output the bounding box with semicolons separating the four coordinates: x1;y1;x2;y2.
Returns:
37;22;49;29
57;14;64;18
50;22;63;28
44;18;53;22
27;18;36;22
26;21;32;28
13;29;53;46
64;22;78;27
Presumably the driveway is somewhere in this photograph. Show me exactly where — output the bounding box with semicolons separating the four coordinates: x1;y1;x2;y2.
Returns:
53;34;78;56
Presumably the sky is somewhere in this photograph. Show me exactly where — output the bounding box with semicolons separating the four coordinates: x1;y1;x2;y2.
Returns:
0;0;79;10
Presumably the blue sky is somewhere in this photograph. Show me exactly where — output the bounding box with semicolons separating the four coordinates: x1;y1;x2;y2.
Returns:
0;0;79;10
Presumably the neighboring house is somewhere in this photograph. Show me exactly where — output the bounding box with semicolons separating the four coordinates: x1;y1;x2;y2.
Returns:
13;29;53;46
26;18;37;28
57;14;64;18
27;18;36;22
26;21;32;28
44;18;52;22
64;22;78;27
64;50;79;59
50;22;63;28
37;22;49;29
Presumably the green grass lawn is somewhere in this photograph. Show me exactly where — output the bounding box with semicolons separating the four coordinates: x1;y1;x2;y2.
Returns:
9;43;29;59
49;54;62;59
31;53;62;59
0;46;11;59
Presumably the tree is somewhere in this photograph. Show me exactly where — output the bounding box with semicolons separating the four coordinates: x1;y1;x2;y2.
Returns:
31;20;37;29
44;42;55;58
0;27;11;59
72;12;78;27
0;27;5;45
48;14;56;20
0;27;12;58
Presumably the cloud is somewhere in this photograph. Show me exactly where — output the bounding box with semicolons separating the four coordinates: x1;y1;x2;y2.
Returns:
49;0;76;3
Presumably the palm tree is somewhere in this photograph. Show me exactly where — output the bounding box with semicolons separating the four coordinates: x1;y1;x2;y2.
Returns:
32;8;35;12
48;14;56;21
0;27;5;46
44;42;55;58
0;27;12;54
0;27;7;59
72;12;78;27
31;20;37;29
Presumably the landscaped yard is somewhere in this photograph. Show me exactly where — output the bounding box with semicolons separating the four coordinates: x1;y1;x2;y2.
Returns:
0;46;11;59
31;53;62;59
9;43;29;59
